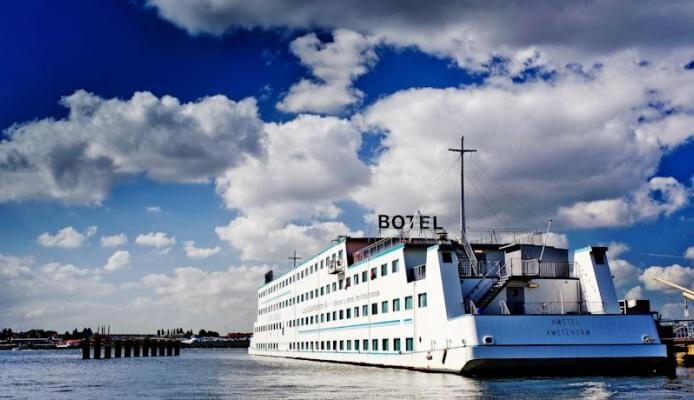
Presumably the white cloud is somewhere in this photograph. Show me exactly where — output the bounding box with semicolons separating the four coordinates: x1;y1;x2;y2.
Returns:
659;302;686;319
184;241;221;260
0;91;264;204
640;264;694;293
685;246;694;260
624;285;644;300
101;233;127;248
559;177;690;228
103;250;131;273
135;232;176;254
37;226;97;248
146;205;161;213
277;29;378;114
215;114;368;261
148;1;694;72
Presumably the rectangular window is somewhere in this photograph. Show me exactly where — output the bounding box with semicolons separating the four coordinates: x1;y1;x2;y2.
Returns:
339;340;344;350
362;304;368;316
347;340;352;351
381;300;388;313
326;313;331;322
321;341;325;350
333;340;337;350
392;259;399;273
332;311;336;320
326;284;330;294
406;337;414;351
320;287;324;296
418;293;428;308
339;310;344;320
321;314;325;323
370;267;377;280
354;274;359;285
442;252;453;263
372;339;378;351
327;341;331;350
321;260;324;268
394;338;401;352
362;271;367;282
381;263;388;276
346;277;351;289
347;308;351;319
332;282;337;291
354;339;360;351
354;306;359;317
310;291;314;299
339;280;343;289
405;296;413;310
363;339;369;351
382;339;389;351
310;316;314;324
371;303;378;315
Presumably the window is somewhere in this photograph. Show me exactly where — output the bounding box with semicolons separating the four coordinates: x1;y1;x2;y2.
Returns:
333;340;337;350
381;263;388;276
321;314;325;323
332;311;337;320
339;310;344;320
372;339;378;351
362;304;368;316
394;338;401;352
371;303;378;315
310;316;314;324
382;339;389;351
345;277;351;288
362;271;367;282
363;339;369;351
347;308;352;319
338;280;343;289
332;282;337;291
371;267;377;280
320;287;324;296
327;313;331;322
321;260;324;268
392;259;399;273
310;291;314;299
354;274;359;285
381;300;388;313
405;296;413;310
418;293;428;308
354;306;359;318
327;341;331;350
354;339;360;351
339;340;344;350
347;340;352;351
406;337;414;351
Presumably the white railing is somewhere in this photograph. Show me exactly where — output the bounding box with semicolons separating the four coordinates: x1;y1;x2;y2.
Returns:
504;259;576;279
502;301;606;315
466;228;544;245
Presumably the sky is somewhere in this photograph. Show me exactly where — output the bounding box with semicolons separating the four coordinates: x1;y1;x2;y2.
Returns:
1;0;693;333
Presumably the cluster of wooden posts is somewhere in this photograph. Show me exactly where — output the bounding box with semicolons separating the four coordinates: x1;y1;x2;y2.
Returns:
81;336;181;359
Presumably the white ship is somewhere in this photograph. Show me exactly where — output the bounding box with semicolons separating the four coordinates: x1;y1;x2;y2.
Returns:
249;138;668;375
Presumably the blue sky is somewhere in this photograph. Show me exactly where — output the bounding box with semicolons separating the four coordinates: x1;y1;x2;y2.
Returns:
1;1;693;332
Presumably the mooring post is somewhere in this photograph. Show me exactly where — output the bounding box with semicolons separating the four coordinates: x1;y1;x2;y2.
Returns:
104;339;112;359
151;340;158;356
114;340;122;358
174;340;181;356
143;338;149;357
93;336;101;360
166;341;173;356
159;340;165;356
81;339;90;360
134;340;140;357
124;340;132;357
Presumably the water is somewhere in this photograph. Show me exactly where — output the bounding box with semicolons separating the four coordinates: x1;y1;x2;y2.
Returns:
0;349;692;399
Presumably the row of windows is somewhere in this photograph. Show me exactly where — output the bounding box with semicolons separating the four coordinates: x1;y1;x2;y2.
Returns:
288;337;415;352
259;249;345;299
256;342;278;350
288;293;427;329
258;259;401;316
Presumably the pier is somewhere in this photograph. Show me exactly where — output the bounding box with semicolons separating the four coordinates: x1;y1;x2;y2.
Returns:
81;335;181;360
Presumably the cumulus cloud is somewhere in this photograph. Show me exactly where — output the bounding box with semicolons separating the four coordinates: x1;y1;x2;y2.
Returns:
101;233;127;248
103;250;131;273
685;246;694;260
183;241;221;260
148;1;694;71
640;264;694;293
37;226;97;248
277;29;378;114
0;90;264;204
146;205;161;213
659;302;686;319
135;232;176;254
624;285;644;300
559;177;690;228
215;114;368;260
353;60;694;234
606;243;642;290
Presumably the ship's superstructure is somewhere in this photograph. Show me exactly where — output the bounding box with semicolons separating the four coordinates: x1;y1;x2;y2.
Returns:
249;138;668;375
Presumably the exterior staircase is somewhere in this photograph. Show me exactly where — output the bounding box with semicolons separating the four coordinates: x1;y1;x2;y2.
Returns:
476;275;511;308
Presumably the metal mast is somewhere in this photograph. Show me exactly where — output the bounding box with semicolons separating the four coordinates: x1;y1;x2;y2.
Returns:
448;136;477;241
289;250;302;268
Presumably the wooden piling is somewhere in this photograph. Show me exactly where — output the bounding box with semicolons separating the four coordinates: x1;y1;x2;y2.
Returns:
93;336;101;360
142;338;149;357
81;339;90;359
114;340;122;358
133;340;140;357
159;341;165;356
104;340;112;359
124;340;132;357
174;340;181;356
166;341;173;356
151;340;158;356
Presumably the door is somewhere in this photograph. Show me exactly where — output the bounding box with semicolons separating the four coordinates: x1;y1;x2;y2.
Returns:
506;286;525;314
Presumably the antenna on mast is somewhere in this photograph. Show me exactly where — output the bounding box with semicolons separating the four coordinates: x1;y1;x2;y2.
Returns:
289;250;302;268
448;136;477;241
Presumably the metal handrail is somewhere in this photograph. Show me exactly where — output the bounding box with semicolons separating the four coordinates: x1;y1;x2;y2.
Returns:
464;262;502;303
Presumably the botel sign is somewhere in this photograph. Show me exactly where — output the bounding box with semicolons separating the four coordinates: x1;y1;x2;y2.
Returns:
378;214;443;230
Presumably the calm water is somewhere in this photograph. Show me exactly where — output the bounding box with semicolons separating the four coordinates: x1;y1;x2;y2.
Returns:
0;349;692;399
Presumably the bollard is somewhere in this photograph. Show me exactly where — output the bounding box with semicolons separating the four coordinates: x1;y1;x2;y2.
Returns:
143;338;149;357
174;340;181;356
114;340;122;358
166;341;173;356
134;340;140;357
82;339;90;360
124;340;132;357
93;336;101;360
104;340;112;359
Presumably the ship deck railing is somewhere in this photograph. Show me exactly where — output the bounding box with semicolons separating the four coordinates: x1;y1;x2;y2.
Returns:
494;301;607;315
466;228;545;246
352;237;439;263
460;259;577;279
